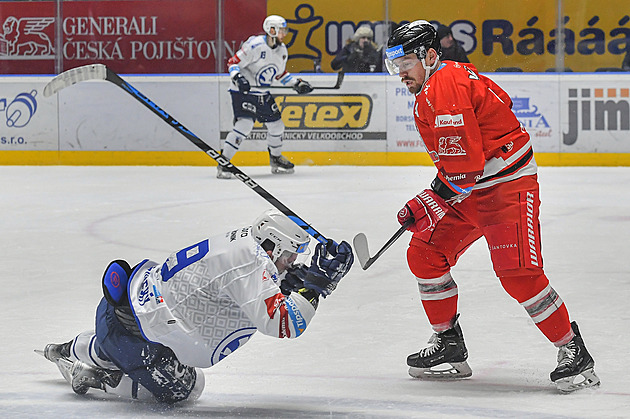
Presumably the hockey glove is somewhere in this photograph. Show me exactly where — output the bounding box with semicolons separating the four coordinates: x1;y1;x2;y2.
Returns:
280;263;308;296
397;189;449;238
303;241;354;297
232;73;250;94
293;78;313;94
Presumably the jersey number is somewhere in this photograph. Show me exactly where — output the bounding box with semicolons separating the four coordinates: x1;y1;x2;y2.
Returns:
161;239;209;282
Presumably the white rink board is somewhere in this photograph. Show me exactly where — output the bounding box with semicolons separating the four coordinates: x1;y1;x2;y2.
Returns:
1;72;630;154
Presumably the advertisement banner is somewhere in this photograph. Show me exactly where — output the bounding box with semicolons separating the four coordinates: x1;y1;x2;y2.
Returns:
218;74;387;152
268;0;630;73
0;78;57;151
0;0;266;74
559;75;630;153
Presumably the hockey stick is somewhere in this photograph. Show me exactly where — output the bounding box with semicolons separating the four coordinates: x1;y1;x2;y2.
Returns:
353;218;414;270
44;64;334;247
267;72;344;90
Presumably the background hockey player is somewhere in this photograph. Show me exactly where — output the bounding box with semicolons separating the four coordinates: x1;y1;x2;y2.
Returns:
218;14;314;179
38;210;353;403
384;20;600;392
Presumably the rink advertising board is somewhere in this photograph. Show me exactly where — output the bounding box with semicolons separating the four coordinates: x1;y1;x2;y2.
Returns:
0;0;266;74
268;0;630;73
0;78;58;153
2;73;630;166
218;74;387;154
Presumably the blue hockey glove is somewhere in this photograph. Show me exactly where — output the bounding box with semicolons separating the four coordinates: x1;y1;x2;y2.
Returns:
280;263;308;295
232;73;250;94
303;241;354;297
293;78;313;94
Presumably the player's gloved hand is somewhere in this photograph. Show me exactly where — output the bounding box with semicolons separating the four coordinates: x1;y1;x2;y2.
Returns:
280;263;308;296
232;73;250;94
293;78;313;94
398;189;449;237
304;241;354;297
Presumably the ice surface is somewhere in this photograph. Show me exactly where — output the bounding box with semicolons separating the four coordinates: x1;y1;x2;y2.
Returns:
1;165;629;418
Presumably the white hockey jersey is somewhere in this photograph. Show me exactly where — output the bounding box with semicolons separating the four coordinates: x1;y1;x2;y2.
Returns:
228;34;295;91
126;225;316;368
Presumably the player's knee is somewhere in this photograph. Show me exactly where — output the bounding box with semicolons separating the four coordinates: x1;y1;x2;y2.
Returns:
266;119;284;137
233;117;254;137
499;273;549;303
407;243;450;279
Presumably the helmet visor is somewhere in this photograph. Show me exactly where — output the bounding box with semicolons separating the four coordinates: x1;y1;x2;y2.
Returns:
385;44;422;75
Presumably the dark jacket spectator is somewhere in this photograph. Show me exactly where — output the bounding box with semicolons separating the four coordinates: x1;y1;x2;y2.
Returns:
437;24;470;63
331;25;383;73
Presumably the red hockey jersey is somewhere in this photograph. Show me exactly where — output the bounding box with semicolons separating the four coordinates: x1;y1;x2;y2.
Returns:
413;61;537;198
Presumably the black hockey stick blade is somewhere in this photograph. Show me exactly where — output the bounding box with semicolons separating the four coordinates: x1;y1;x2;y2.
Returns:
268;71;344;90
44;64;335;247
353;218;414;270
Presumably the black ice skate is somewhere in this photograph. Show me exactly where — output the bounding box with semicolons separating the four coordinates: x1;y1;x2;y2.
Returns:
216;165;234;179
550;321;600;393
70;360;123;395
268;149;295;174
407;316;472;380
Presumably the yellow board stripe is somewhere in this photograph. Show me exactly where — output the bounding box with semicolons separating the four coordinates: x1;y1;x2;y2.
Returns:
2;151;630;166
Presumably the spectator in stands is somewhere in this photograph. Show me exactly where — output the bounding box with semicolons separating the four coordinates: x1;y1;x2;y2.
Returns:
436;24;469;63
331;25;383;73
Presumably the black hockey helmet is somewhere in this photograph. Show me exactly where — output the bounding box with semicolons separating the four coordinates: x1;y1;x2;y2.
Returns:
385;20;441;75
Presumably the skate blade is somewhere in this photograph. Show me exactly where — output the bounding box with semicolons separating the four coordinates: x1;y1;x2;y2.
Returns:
409;361;472;380
554;367;601;393
271;167;295;175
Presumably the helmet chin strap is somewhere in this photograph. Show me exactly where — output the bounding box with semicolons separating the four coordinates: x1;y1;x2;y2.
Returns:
420;55;439;88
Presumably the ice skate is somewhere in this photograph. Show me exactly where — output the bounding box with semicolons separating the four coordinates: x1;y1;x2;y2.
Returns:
35;341;74;383
69;360;122;395
550;321;600;393
268;150;294;174
216;165;234;179
407;316;472;380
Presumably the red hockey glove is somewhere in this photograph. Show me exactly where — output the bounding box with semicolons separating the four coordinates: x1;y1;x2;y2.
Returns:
397;189;449;235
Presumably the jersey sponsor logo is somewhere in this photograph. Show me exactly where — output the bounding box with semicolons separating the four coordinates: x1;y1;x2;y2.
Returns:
262;269;271;282
435;113;464;128
284;296;306;337
444;173;467;182
255;65;278;86
152;284;164;304
438;136;466;155
264;293;285;318
210;327;256;366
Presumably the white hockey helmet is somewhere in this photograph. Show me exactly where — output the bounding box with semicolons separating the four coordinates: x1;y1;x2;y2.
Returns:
263;15;288;38
252;209;310;260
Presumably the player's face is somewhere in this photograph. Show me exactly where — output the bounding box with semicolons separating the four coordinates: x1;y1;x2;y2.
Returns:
275;27;288;43
274;251;298;273
397;54;425;94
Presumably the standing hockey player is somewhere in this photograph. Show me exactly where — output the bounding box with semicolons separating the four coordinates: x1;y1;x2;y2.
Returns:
218;14;314;179
38;210;353;403
384;20;600;392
